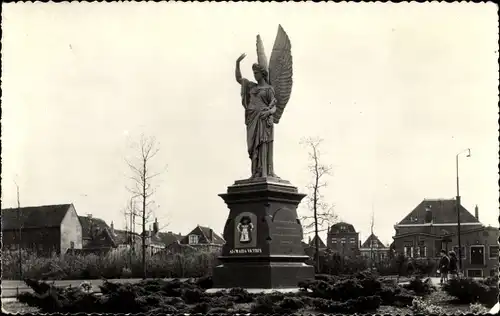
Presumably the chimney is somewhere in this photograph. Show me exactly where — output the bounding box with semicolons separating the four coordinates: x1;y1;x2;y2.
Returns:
424;205;433;223
308;236;312;244
475;205;479;220
209;229;213;242
153;218;159;236
110;221;114;235
359;240;362;248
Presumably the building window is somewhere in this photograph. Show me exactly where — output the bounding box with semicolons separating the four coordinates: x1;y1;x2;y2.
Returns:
404;246;411;257
349;238;355;244
332;238;337;244
489;246;499;259
340;238;346;244
467;269;483;278
188;235;199;245
470;245;485;265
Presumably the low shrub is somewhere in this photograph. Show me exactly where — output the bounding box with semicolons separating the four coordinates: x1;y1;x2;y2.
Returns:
196;275;213;289
312;295;381;314
188;302;209;314
250;295;282;314
411;297;444;314
443;277;498;307
279;296;306;312
469;302;490;314
403;276;435;296
228;287;254;303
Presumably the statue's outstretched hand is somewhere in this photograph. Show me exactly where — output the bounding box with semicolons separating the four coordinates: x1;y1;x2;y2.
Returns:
236;53;246;63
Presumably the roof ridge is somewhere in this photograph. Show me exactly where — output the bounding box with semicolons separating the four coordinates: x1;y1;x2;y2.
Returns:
2;203;72;210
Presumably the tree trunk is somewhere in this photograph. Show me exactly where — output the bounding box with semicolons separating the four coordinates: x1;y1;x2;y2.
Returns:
313;148;320;274
142;159;147;280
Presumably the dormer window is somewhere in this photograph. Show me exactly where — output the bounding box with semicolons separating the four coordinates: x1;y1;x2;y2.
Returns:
188;234;199;245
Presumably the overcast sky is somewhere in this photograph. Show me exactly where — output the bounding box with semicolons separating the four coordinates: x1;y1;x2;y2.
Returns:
2;2;498;245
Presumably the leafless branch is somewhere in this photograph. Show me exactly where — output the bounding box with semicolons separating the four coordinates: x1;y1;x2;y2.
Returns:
125;134;166;279
300;136;338;272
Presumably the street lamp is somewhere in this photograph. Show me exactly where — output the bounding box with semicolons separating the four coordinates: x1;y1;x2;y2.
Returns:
456;148;471;275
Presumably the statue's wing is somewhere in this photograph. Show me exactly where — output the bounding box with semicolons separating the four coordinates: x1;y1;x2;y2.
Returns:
269;25;293;124
256;35;268;71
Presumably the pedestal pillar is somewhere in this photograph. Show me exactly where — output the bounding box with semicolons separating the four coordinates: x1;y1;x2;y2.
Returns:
212;177;315;289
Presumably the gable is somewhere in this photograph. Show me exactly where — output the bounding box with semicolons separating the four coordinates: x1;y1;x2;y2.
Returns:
361;234;386;248
181;226;225;245
2;204;71;230
86;227;116;248
78;216;110;239
309;235;327;248
398;199;480;225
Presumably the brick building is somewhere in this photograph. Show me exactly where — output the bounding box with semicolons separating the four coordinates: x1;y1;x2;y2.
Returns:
360;233;390;262
327;222;360;257
393;198;499;277
2;204;83;256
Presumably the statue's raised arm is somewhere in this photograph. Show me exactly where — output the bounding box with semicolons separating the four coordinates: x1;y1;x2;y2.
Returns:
268;25;293;124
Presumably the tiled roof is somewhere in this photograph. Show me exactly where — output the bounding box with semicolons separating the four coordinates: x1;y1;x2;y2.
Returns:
309;235;327;248
157;231;184;246
397;199;480;225
199;226;225;245
78;216;110;239
361;233;386;248
329;222;356;234
2;204;72;230
181;225;225;245
113;229;141;245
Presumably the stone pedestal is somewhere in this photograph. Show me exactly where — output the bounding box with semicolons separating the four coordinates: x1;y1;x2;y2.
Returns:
212;177;315;289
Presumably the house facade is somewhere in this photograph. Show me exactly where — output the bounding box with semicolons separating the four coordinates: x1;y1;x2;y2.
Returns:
77;216;168;256
393;199;499;277
177;225;225;252
359;233;390;262
2;204;83;256
326;222;360;257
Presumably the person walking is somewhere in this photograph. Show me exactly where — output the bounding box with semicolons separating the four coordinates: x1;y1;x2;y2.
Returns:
448;251;459;279
439;250;450;284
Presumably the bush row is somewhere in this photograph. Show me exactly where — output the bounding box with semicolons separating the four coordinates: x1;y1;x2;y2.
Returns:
299;271;421;308
315;252;437;277
2;249;219;280
18;272;424;314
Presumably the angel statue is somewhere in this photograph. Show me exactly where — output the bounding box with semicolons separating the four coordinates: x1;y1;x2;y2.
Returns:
235;25;293;179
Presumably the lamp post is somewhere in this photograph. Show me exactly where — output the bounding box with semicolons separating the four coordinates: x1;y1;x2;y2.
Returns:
456;148;471;276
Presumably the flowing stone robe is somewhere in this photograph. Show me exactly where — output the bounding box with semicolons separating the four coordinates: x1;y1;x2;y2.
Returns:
240;78;277;178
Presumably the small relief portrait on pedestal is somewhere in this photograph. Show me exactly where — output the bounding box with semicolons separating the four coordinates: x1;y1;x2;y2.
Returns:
234;212;257;248
237;216;254;244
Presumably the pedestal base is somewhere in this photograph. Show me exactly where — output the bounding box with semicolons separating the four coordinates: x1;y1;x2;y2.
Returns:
212;177;314;289
213;261;314;289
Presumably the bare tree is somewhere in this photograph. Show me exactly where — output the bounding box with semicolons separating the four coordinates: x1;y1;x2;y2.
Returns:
125;134;165;279
14;180;22;278
370;205;375;272
300;137;338;273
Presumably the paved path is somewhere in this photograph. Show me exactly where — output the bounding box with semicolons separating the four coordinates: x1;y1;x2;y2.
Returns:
1;278;189;298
